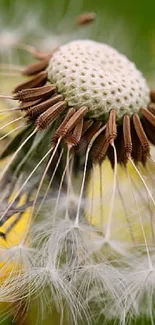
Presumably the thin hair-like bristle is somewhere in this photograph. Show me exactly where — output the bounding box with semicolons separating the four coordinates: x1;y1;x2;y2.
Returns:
0;128;37;183
104;142;117;241
31;139;61;220
0;125;24;141
34;148;64;219
22;58;49;76
0;147;53;225
0;116;23;132
13;71;47;93
36;101;67;130
75;124;106;224
14;85;56;102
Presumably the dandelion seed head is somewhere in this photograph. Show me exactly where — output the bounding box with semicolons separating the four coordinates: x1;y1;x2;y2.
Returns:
48;40;150;120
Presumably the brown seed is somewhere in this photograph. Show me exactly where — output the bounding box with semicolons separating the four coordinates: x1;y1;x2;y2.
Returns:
59;106;88;138
96;140;109;164
114;126;126;165
82;120;94;135
105;109;117;143
76;12;96;26
52;108;76;144
33;51;52;61
142;118;155;145
14;85;56;102
13;71;47;93
26;94;64;119
36;101;67;130
25;95;63;116
33;46;59;60
140;108;155;127
65;118;84;146
148;104;155;116
131;120;142;163
22;58;49;76
20;99;42;111
123;114;132;159
132;114;150;155
91;130;106;163
150;90;155;103
77;122;102;153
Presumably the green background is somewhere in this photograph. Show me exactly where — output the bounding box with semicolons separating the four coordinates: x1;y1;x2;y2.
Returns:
0;0;155;79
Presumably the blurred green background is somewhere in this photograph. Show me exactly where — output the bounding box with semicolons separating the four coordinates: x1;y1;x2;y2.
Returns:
0;0;155;324
0;0;155;79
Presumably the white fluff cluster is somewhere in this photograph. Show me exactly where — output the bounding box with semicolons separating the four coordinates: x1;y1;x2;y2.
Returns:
0;164;155;325
0;3;44;62
48;40;150;120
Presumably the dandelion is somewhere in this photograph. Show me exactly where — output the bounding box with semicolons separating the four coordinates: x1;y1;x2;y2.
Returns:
0;35;155;325
76;13;96;26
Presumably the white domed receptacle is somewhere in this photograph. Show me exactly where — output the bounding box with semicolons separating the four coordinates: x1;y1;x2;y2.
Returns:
47;40;150;121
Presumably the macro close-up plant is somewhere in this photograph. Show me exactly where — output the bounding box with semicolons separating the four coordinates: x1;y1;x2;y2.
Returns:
0;0;155;324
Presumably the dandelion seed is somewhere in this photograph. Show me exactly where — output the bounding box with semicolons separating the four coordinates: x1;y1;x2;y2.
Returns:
76;12;96;26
